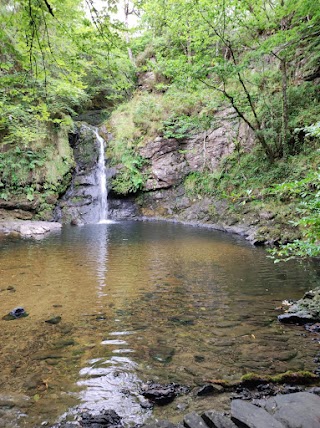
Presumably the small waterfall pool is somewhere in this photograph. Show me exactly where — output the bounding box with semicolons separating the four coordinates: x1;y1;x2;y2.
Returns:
0;221;319;427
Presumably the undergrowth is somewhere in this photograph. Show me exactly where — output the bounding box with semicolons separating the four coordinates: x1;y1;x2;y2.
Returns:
108;85;219;145
184;139;320;260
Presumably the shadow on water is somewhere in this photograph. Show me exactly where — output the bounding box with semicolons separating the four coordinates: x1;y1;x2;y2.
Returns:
0;221;319;427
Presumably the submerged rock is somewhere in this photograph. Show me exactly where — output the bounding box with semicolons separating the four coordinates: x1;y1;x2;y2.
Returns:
168;316;195;326
3;307;28;321
45;316;62;325
305;323;320;333
149;346;175;363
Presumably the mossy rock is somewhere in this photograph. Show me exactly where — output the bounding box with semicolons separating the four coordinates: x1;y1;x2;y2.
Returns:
241;370;319;387
288;289;320;319
72;124;99;170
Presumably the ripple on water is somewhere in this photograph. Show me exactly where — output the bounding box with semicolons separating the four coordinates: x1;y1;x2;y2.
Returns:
75;354;151;425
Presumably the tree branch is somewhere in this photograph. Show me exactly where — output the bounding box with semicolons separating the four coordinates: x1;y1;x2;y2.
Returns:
43;0;54;17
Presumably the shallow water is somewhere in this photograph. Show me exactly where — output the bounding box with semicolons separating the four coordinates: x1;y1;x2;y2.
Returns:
0;221;319;427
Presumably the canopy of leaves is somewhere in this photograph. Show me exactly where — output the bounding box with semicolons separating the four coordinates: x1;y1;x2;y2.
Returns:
0;0;135;147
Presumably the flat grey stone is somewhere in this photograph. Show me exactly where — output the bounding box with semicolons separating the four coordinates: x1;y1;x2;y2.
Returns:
184;412;208;428
202;410;237;428
260;392;320;428
144;421;177;428
231;400;285;428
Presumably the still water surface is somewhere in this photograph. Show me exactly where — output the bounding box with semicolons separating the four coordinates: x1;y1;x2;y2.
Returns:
0;221;319;427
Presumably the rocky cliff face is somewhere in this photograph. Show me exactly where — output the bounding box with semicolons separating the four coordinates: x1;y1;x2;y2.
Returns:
138;108;253;191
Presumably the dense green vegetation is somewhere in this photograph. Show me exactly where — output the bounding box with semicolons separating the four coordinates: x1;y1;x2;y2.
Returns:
0;0;319;258
0;0;134;212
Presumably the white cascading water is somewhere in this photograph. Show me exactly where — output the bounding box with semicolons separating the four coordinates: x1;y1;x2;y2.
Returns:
94;129;109;223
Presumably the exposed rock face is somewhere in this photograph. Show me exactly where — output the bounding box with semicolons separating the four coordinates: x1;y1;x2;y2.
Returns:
0;197;39;221
108;196;139;220
140;138;187;190
137;109;254;191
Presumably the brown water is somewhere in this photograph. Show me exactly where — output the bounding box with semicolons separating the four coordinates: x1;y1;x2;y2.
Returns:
0;221;319;427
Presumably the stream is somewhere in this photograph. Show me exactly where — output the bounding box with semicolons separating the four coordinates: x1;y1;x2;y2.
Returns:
0;221;319;427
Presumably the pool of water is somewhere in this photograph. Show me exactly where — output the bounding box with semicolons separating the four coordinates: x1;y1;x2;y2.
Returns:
0;221;319;427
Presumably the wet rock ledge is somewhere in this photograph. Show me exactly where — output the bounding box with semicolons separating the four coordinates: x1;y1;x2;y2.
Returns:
0;220;62;238
144;392;320;428
278;289;320;325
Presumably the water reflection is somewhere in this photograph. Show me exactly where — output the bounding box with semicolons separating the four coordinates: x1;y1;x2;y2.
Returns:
66;225;151;426
95;225;108;297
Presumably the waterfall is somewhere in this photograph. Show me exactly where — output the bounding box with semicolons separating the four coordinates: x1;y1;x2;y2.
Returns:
57;124;116;225
94;129;109;223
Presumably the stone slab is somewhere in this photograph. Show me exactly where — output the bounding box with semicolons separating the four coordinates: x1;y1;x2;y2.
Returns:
202;410;237;428
260;392;320;428
183;412;208;428
231;400;286;428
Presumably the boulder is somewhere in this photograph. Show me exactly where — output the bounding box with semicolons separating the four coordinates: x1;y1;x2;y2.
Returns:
141;383;177;406
259;392;320;428
141;382;188;406
231;399;285;428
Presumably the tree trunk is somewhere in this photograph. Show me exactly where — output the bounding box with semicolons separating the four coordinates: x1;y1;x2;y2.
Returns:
124;0;134;63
